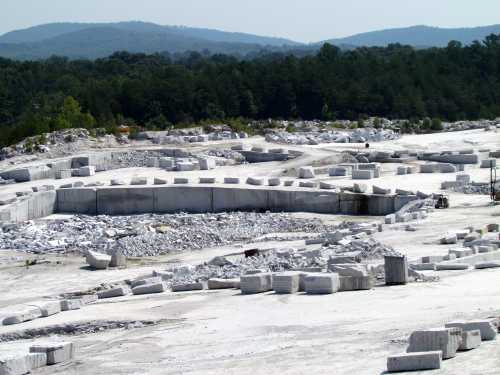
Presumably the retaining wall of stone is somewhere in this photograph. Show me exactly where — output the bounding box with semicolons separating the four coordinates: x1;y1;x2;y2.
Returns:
0;185;415;223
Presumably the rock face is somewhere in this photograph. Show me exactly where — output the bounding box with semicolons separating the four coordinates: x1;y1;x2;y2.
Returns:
85;250;111;270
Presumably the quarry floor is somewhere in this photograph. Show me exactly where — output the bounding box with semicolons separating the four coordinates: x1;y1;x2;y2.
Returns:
0;128;499;374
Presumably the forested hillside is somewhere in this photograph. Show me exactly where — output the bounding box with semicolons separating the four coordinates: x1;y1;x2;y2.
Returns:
1;35;500;147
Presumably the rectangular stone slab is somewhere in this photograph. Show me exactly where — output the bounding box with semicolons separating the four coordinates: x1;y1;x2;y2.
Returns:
97;287;130;299
459;330;482;350
387;351;442;372
304;273;340;294
132;282;165;295
27;301;61;317
407;327;462;359
240;274;273;294
446;320;497;341
171;282;204;292
207;278;240;290
272;273;300;294
30;342;74;365
1;305;42;325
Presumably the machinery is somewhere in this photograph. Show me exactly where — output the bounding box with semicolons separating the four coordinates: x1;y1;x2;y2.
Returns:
434;193;450;209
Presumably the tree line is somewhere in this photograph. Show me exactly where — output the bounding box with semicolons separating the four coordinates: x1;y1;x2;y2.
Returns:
1;35;500;147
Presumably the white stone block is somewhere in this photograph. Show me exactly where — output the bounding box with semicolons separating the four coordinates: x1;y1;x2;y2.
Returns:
373;185;391;195
78;166;95;177
246;177;264;186
171;282;204;292
298;167;315;179
327;263;368;277
299;181;316;188
199;177;216;184
30;342;74;365
240;273;273;294
199;158;216;170
207;278;240;290
224;177;240;184
384;214;396;224
304;273;340;294
1;305;42;325
177;162;195;171
352;169;373;180
97;286;130;299
319;181;335;190
445;320;497;341
339;276;373;291
27;301;61;317
459;330;481;350
130;177;147;185
268;177;281;186
387;351;442;372
475;261;500;269
174;177;189;184
85;250;111;270
153;178;167;185
132;282;165;295
435;263;469;271
407;327;462;359
272;272;300;294
60;299;82;311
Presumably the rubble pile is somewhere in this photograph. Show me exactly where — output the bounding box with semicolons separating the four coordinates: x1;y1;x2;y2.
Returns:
0;212;335;256
162;237;399;285
265;128;400;145
0;128;120;160
451;182;498;195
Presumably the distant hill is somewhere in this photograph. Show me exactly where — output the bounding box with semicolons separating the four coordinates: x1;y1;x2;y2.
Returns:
1;22;500;60
0;21;302;60
324;25;500;48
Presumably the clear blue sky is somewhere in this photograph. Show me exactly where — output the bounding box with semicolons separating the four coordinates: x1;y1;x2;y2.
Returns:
2;0;500;42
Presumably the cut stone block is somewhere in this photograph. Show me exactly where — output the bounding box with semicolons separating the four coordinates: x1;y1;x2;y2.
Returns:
298;167;315;179
445;320;497;341
299;181;316;188
481;159;496;168
329;167;348;176
475;261;500;269
397;166;408;175
153;178;167;185
131;277;162;288
304;273;340;294
373;185;391;195
27;301;61;317
387;351;442;372
110;179;126;186
268;177;281;186
174;177;189;184
352;169;373;180
339;276;373;291
1;305;42;325
319;181;336;190
284;180;294;187
176;162;195;171
130;177;148;185
384;214;396;224
448;248;473;258
85;250;111;270
30;342;74;365
435;263;469;271
327;263;368;277
410;263;436;271
246;177;264;186
395;188;415;196
384;255;408;285
407;327;462;359
97;286;130;299
78;294;98;305
108;249;127;268
132;282;165;295
272;272;300;294
0;353;33;375
199;158;216;170
421;255;444;264
78;166;95;177
240;273;273;294
172;282;204;292
60;299;82;311
459;330;481;350
199;177;216;184
28;352;47;370
441;234;458;244
159;158;174;169
207;278;240;290
146;157;159;168
224;177;240;184
55;169;72;179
